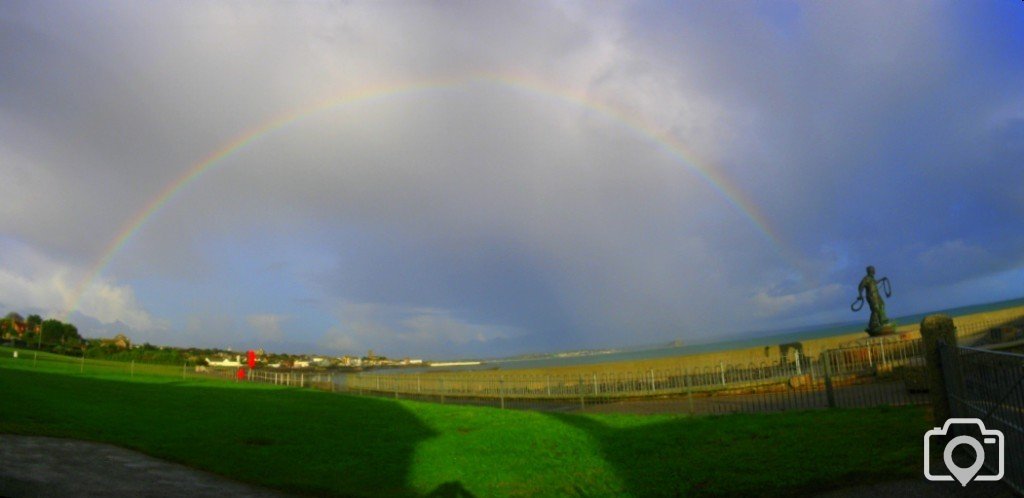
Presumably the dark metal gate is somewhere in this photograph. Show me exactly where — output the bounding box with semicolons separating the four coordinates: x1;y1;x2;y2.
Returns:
939;343;1024;494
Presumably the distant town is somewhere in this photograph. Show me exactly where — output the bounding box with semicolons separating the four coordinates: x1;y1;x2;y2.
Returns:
202;348;425;370
0;311;428;371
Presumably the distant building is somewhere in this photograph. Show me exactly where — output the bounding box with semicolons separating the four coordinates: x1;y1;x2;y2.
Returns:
2;321;40;339
206;355;242;368
100;334;131;350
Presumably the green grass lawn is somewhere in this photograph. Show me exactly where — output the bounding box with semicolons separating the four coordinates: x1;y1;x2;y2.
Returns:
0;346;930;497
0;345;212;383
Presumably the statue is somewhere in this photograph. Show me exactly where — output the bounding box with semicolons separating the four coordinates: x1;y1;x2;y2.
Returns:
852;265;895;336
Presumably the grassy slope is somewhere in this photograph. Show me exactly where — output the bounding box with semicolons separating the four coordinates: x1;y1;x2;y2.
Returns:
0;347;929;497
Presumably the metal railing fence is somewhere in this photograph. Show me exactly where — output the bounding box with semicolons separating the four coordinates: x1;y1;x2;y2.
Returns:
194;313;1024;416
345;337;923;401
955;318;1018;344
941;344;1024;494
219;336;930;415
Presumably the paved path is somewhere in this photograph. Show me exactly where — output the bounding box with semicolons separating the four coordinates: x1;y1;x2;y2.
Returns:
0;434;289;497
815;478;1017;497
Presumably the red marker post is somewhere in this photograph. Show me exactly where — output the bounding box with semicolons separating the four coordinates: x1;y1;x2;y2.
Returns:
247;350;256;369
236;367;246;381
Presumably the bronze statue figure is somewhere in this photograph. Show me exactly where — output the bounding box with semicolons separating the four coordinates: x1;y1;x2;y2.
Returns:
852;265;894;336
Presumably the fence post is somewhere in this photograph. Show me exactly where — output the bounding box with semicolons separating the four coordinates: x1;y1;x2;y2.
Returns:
500;377;505;409
794;350;801;376
685;367;694;415
546;375;551;397
719;362;726;386
921;314;959;425
650;369;656;391
823;352;836;408
579;374;585;409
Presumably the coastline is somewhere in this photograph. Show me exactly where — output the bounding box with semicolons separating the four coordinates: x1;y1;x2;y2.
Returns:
409;303;1024;378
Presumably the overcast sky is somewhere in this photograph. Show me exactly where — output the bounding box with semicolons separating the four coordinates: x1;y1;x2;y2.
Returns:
2;1;1022;359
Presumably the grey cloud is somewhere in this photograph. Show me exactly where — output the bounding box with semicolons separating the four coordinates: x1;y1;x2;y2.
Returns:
2;1;1022;355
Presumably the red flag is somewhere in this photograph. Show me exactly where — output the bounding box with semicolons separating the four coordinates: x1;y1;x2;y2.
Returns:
247;350;256;368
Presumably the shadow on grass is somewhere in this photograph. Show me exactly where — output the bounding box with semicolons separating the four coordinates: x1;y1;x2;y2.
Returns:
545;407;925;497
544;412;701;497
0;367;472;497
423;481;476;497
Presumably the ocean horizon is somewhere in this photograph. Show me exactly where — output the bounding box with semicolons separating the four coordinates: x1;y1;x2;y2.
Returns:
378;296;1024;374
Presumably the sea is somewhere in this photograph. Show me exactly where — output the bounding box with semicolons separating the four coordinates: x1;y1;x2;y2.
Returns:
373;297;1024;375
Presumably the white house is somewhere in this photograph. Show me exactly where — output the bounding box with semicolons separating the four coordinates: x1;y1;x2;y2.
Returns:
206;356;242;368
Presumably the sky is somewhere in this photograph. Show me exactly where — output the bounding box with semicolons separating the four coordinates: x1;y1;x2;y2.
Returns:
1;1;1023;359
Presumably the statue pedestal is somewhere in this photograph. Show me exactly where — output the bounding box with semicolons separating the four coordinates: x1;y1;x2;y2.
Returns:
866;324;897;337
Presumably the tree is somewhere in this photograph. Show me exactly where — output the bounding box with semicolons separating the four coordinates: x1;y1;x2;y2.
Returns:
40;319;65;345
26;314;42;327
62;323;80;343
64;336;82;350
2;312;25;339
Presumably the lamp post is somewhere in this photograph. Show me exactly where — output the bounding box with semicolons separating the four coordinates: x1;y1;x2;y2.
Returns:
35;325;42;368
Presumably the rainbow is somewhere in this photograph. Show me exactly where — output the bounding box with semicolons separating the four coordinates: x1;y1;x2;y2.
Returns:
64;72;793;318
